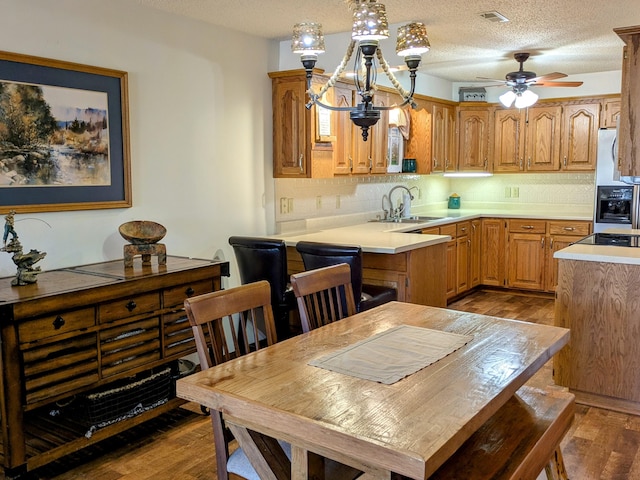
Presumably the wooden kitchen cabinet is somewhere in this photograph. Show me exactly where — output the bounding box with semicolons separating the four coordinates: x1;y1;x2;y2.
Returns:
470;219;482;288
480;218;506;287
333;84;355;175
545;220;592;291
0;257;229;477
432;102;456;173
270;70;334;178
615;26;640;177
456;221;471;293
560;103;599;171
507;219;547;290
404;98;432;174
493;105;562;172
601;96;621;129
458;107;491;172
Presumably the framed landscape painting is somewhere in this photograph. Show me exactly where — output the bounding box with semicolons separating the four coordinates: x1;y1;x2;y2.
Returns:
0;51;131;213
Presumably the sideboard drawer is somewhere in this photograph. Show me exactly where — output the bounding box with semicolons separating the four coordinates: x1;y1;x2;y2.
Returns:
163;279;214;308
99;292;161;324
100;317;161;377
19;307;96;344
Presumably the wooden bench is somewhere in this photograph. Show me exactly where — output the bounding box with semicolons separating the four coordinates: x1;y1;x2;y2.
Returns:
427;385;574;480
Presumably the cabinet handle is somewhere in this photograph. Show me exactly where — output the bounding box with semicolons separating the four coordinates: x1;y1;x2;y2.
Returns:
563;227;575;231
472;223;476;232
298;154;304;172
460;227;467;233
519;158;523;169
185;287;195;296
550;238;554;249
369;157;373;172
541;237;545;249
563;156;567;166
52;315;65;330
521;225;535;229
349;156;353;172
484;158;487;169
528;157;531;168
126;300;137;312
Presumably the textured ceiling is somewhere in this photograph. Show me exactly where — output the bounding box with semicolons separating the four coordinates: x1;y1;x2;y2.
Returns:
134;0;640;82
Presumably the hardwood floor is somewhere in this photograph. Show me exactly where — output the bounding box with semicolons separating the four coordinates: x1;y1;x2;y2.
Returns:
13;289;640;479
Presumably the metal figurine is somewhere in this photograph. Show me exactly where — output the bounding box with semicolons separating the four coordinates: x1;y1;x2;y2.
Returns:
1;211;47;286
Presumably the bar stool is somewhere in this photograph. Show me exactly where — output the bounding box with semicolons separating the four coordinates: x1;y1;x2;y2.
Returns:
295;241;397;313
228;236;297;340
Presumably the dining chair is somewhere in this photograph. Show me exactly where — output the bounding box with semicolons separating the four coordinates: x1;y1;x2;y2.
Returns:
228;236;297;340
295;241;397;312
290;263;357;333
183;280;290;480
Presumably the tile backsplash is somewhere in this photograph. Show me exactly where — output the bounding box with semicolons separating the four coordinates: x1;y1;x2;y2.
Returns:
275;172;595;228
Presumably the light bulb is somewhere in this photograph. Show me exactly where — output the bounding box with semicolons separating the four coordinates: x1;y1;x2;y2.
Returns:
514;89;538;109
499;90;516;108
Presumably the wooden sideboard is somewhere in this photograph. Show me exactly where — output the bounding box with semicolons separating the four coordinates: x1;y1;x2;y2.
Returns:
0;256;229;478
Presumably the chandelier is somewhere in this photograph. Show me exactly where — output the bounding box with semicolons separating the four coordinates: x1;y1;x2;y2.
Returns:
499;84;539;109
291;1;430;141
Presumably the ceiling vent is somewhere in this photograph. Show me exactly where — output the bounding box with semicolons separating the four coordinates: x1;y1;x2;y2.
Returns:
479;11;509;23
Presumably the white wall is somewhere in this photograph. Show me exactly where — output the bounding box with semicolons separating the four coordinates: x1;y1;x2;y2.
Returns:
0;0;274;282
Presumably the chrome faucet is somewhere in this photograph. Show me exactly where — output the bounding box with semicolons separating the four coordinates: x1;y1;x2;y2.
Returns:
385;185;416;220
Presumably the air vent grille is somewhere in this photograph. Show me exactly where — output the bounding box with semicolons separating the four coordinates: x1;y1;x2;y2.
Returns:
479;11;509;23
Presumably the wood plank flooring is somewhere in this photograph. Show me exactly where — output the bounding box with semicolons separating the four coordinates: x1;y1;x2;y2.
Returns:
12;289;640;479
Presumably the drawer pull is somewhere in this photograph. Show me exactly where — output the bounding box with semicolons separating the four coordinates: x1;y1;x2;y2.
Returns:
126;300;137;312
185;287;195;296
521;225;535;229
52;315;65;330
563;227;575;231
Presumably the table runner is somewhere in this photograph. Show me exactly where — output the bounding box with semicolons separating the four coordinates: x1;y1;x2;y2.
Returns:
309;325;473;384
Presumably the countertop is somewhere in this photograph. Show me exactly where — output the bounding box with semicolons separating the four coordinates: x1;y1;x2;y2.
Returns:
554;228;640;266
274;205;594;255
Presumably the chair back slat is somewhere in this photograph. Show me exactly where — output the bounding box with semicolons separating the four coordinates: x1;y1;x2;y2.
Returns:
291;263;357;333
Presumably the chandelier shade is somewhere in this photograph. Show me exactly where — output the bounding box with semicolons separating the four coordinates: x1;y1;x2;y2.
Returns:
499;84;538;109
291;0;429;141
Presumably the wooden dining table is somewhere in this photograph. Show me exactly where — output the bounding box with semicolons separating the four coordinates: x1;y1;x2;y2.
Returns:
176;301;570;480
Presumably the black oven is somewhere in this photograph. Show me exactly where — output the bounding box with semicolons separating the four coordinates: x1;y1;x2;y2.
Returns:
595;186;634;226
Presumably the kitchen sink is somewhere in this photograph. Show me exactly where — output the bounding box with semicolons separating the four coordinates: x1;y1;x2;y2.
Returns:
369;216;444;224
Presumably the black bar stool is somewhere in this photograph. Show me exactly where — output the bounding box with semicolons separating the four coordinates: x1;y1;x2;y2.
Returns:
295;241;397;313
228;236;297;340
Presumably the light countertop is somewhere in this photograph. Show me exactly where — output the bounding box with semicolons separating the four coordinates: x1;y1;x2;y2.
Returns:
274;205;594;255
554;229;640;266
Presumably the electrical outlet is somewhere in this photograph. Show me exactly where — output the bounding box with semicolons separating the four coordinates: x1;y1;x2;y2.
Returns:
512;187;519;198
336;194;341;209
418;188;422;200
316;196;322;209
288;197;294;213
505;187;511;198
280;197;289;214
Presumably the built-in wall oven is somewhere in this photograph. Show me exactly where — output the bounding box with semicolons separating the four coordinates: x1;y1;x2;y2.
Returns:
595;185;634;229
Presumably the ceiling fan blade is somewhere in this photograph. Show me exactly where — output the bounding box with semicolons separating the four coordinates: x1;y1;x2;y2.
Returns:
532;80;584;87
476;76;506;82
531;72;567;82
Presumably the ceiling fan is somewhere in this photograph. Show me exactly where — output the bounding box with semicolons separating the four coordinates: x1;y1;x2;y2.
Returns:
479;52;583;108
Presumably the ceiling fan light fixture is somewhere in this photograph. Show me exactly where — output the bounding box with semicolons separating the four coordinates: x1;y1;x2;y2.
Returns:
514;89;538;109
499;90;516;108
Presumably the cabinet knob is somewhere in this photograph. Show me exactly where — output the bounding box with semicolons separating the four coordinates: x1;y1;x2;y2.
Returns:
52;315;65;330
185;287;195;296
126;300;137;312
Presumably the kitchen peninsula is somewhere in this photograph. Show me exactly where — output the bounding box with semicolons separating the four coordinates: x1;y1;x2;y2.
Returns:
275;204;593;308
554;232;640;415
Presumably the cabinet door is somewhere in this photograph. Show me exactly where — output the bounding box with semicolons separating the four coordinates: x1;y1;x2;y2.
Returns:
561;103;599;171
481;218;506;287
525;106;562;171
601;97;621;129
470;219;482;288
508;233;546;290
272;77;309;177
432;103;455;172
493;109;525;172
405;106;431;174
456;235;469;294
458;109;490;171
333;86;354;175
546;234;585;292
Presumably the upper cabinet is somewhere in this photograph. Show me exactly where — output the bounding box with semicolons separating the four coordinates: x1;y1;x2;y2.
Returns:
432;102;456;173
615;26;640;177
458;107;491;172
492;101;598;173
601;97;621;129
560;103;599;171
404;99;431;174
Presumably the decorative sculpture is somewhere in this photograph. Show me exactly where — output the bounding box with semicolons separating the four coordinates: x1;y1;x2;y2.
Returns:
118;221;167;267
1;210;47;286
